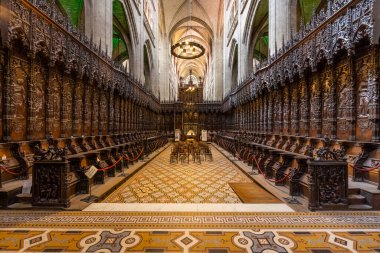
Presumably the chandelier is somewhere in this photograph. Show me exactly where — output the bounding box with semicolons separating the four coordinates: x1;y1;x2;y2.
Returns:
170;0;205;60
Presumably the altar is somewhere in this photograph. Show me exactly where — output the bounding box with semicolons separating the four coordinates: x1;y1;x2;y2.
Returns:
185;130;197;141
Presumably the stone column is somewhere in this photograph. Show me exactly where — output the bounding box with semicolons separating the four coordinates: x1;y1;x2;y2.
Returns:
84;0;113;56
268;0;297;56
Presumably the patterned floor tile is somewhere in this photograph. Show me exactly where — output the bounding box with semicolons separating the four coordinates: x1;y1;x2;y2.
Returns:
0;230;44;251
1;228;379;253
104;145;252;203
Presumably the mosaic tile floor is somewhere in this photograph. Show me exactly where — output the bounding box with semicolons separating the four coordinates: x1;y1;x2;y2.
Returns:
104;145;253;203
2;146;380;252
0;211;379;252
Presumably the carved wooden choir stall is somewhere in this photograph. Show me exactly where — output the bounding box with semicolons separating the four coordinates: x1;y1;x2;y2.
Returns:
0;0;379;210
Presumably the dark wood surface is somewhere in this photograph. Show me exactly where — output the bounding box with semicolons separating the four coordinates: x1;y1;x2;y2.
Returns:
230;183;282;204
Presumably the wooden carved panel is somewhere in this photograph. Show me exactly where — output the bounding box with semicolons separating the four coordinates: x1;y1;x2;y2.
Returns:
29;59;47;140
299;79;308;136
100;90;108;135
336;62;351;139
126;100;130;131
61;76;73;137
273;91;281;134
91;87;99;136
355;54;372;141
114;96;120;134
108;91;114;132
283;86;289;135
256;99;260;131
0;51;3;140
290;82;299;135
120;98;124;132
322;69;333;136
9;56;28;141
73;79;84;136
267;93;273;133
84;84;92;136
47;69;61;138
121;99;126;132
310;75;321;137
264;94;269;133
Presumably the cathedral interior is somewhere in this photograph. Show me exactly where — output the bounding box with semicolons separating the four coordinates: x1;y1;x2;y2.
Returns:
0;0;380;252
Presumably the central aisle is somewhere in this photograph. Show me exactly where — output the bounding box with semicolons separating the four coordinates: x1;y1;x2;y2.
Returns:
104;144;253;203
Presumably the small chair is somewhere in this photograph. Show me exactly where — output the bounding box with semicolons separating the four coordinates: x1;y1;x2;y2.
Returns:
204;147;213;161
170;148;178;164
194;149;202;164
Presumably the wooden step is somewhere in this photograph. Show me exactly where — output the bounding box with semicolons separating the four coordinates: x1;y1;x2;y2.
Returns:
229;182;282;204
348;194;366;205
348;188;361;195
16;193;32;203
348;204;373;210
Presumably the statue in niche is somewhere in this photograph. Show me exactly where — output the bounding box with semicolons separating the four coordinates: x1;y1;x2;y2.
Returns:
9;78;26;133
14;78;25;107
336;66;349;118
31;82;44;132
358;84;369;117
323;79;332;118
310;80;319;120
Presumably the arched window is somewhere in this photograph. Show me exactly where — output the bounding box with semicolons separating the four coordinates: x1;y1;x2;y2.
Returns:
247;0;268;73
112;0;134;73
297;0;327;29
231;45;238;91
112;28;129;63
57;0;84;28
144;44;152;91
183;74;200;87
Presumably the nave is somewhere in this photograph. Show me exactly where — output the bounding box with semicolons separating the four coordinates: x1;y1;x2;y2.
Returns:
1;0;380;251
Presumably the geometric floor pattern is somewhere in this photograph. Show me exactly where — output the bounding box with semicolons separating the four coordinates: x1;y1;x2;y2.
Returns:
1;146;380;252
0;229;380;253
104;145;252;203
1;209;380;252
1;228;380;252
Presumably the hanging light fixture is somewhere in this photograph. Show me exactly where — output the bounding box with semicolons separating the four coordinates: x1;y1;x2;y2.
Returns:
171;0;205;60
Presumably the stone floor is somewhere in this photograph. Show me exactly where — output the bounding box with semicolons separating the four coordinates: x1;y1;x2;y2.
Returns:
103;145;254;203
0;210;379;252
1;143;380;252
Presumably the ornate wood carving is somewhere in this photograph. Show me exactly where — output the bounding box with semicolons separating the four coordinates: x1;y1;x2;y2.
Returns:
290;82;299;135
9;56;28;141
29;58;47;140
356;54;372;141
73;79;84;136
32;161;70;208
91;86;99;136
61;76;73;137
368;45;380;142
307;160;348;211
322;68;333;137
310;74;322;137
47;69;61;138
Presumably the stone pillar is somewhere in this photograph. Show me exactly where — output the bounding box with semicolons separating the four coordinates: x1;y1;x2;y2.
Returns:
268;0;297;56
84;0;113;56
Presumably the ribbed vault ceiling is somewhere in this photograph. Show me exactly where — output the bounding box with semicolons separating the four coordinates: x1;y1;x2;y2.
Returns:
161;0;222;84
